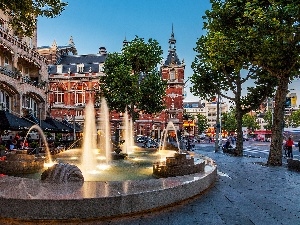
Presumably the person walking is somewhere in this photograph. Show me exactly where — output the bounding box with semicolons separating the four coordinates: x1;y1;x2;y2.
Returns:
298;140;300;152
286;137;294;158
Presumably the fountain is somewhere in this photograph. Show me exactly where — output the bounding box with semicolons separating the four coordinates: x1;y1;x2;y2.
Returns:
0;124;53;176
159;121;181;153
23;124;53;165
0;98;217;221
121;110;135;154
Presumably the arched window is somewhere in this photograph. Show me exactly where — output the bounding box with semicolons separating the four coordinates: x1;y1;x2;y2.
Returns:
22;95;37;117
0;90;10;110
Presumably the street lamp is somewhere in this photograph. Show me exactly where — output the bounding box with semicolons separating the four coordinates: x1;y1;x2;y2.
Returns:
215;94;221;152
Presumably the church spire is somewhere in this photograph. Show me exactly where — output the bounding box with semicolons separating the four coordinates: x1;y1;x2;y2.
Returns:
123;35;129;47
168;23;176;51
163;24;180;66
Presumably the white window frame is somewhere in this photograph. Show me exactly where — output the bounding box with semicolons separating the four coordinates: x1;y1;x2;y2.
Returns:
57;65;63;74
77;64;84;73
54;88;64;104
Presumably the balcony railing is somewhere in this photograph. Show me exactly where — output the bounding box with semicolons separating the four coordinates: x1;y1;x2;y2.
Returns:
0;27;47;66
0;66;47;90
0;66;19;79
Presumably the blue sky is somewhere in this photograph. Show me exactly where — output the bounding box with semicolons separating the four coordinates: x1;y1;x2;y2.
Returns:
37;0;212;102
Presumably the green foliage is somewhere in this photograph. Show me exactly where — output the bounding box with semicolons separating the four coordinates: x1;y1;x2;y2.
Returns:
222;109;259;133
221;110;237;133
263;110;273;130
192;0;300;161
196;114;209;134
0;145;6;151
100;36;166;117
122;37;163;74
139;71;167;114
30;141;38;148
286;110;300;128
242;114;259;131
0;0;67;36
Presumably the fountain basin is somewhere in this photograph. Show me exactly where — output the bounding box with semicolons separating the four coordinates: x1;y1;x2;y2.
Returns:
0;150;44;175
0;156;217;221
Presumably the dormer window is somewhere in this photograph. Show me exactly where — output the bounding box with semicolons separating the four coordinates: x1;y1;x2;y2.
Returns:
77;64;84;73
57;65;63;74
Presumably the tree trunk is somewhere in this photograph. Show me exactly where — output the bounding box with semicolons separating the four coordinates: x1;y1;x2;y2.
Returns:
235;103;244;156
235;73;244;156
268;75;289;166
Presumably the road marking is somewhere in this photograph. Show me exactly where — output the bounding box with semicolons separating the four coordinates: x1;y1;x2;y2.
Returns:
243;148;269;154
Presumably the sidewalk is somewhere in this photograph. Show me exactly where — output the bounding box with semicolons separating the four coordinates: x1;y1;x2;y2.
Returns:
101;144;300;225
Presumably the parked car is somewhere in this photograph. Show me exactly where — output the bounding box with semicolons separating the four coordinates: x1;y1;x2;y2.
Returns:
142;139;158;148
136;135;147;143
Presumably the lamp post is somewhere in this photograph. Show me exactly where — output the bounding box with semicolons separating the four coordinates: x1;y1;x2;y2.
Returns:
218;96;223;147
73;114;76;141
38;104;42;154
215;94;220;152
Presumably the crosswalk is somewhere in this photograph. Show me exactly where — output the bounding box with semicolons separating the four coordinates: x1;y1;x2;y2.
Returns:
195;143;300;158
243;147;269;155
243;146;300;158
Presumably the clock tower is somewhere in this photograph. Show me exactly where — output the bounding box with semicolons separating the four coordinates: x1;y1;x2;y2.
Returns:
160;25;185;133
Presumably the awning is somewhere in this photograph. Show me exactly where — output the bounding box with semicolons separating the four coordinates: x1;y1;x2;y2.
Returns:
44;117;73;133
24;114;56;132
254;130;272;135
0;110;34;131
61;119;82;132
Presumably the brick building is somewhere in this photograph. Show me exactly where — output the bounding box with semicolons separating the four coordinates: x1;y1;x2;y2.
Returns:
41;42;107;126
40;27;186;139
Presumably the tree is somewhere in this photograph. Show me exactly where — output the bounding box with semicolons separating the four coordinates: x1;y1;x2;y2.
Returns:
192;0;300;165
221;110;237;134
242;114;259;132
263;110;273;130
0;0;67;36
196;114;209;134
190;1;277;156
100;36;167;119
286;110;300;128
222;109;259;135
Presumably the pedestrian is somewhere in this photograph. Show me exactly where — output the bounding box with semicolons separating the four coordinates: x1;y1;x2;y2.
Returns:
286;137;294;158
298;140;300;152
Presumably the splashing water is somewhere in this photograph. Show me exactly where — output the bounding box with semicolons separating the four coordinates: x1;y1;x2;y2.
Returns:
23;124;53;165
122;110;134;154
159;121;181;153
80;98;112;179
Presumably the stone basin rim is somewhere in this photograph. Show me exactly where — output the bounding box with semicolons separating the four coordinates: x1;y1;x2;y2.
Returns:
0;156;217;220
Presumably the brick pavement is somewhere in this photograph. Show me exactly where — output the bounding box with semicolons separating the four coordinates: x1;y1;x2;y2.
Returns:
97;143;300;225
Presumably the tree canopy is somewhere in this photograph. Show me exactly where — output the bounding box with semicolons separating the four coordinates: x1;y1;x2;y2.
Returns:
286;110;300;128
100;36;167;118
196;114;209;134
222;109;259;133
0;0;67;36
191;0;300;165
190;0;277;155
242;114;260;131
